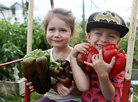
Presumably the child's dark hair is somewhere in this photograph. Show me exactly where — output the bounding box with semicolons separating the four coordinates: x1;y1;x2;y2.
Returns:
44;8;76;35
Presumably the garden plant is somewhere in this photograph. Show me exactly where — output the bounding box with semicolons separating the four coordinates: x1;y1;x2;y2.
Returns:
0;3;138;101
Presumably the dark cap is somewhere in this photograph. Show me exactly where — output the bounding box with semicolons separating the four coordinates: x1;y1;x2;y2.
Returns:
86;11;129;38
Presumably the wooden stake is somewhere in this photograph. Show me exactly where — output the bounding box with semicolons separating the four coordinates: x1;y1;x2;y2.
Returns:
122;0;138;101
25;0;34;102
125;0;138;80
27;0;34;54
50;0;54;9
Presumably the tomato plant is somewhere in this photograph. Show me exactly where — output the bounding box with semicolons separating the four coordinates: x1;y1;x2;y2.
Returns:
0;18;50;81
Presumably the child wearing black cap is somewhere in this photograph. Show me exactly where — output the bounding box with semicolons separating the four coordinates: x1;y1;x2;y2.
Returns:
70;11;129;101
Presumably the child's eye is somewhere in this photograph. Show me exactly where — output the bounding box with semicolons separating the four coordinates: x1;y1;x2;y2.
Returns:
49;28;55;31
109;35;115;38
61;29;67;32
95;33;102;36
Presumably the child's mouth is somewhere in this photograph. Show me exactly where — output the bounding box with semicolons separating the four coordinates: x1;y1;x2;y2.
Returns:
52;39;62;42
96;44;104;50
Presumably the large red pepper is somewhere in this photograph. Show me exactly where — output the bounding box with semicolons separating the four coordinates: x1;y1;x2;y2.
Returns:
102;44;126;79
22;49;51;94
77;45;98;72
49;59;73;92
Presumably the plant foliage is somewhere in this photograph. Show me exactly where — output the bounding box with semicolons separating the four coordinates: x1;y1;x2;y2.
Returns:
0;18;50;81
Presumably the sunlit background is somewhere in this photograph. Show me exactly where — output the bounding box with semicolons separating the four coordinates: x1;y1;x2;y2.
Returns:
0;0;132;23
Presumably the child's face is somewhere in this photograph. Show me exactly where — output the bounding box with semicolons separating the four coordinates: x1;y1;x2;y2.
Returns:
46;17;72;48
87;28;121;51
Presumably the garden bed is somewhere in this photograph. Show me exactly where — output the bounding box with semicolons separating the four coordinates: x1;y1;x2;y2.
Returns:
0;78;25;97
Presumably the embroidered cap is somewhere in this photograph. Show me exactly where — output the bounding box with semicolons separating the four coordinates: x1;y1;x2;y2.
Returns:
86;11;129;38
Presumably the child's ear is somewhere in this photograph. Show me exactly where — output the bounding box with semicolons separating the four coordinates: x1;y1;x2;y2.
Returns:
87;33;91;43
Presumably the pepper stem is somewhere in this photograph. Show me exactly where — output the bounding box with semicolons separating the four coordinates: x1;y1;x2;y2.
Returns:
52;61;61;67
118;48;123;53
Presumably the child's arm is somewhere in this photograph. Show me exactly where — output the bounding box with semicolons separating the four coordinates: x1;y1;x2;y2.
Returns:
85;50;116;100
70;43;90;92
70;81;82;95
98;74;117;100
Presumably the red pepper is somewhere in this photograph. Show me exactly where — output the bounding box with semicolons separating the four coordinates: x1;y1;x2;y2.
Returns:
53;82;60;92
56;75;72;88
77;45;98;71
49;59;73;91
102;44;126;79
53;76;72;92
23;49;51;94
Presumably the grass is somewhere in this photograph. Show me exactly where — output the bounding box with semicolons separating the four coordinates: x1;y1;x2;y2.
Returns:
0;92;44;102
132;85;138;102
0;86;138;102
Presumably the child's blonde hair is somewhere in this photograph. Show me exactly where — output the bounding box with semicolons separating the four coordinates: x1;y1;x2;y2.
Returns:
44;8;76;36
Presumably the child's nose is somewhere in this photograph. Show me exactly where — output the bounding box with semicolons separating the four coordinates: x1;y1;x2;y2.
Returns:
101;37;108;43
54;31;60;37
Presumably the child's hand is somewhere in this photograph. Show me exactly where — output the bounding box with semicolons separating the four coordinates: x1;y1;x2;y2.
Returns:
84;50;116;77
71;43;91;58
24;78;34;92
57;81;75;97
